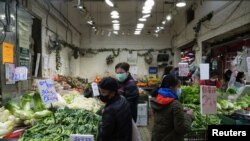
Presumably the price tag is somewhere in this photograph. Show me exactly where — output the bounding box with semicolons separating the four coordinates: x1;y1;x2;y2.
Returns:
37;79;58;104
14;66;28;81
200;85;217;115
91;82;100;97
178;63;189;77
70;134;94;141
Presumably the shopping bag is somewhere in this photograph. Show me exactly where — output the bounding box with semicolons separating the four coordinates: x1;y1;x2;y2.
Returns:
132;119;142;141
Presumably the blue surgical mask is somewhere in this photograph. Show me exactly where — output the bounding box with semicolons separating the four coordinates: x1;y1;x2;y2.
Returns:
176;88;182;98
116;73;128;82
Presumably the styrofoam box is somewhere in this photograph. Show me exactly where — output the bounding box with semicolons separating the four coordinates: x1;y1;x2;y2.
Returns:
136;115;148;126
137;103;147;116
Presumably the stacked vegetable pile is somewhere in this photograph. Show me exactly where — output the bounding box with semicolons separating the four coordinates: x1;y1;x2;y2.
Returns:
180;85;221;129
183;104;221;129
19;108;101;141
5;92;52;126
54;75;89;92
0;107;17;137
217;95;250;115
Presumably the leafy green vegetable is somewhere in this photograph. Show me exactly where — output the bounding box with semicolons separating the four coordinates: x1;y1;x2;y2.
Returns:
5;101;20;114
180;85;200;104
20;108;101;141
20;92;34;111
33;92;45;112
226;88;237;95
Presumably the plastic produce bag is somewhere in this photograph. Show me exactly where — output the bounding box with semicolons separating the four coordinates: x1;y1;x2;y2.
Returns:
132;119;142;141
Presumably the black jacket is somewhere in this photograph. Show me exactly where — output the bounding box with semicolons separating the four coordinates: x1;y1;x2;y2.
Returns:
118;74;139;122
98;95;132;141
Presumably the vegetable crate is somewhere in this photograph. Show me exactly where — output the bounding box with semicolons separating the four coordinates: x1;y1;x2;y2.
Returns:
184;129;207;141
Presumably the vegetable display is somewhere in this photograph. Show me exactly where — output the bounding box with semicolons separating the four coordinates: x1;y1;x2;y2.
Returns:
5;92;52;126
20;108;101;141
0;107;16;137
183;104;221;129
180;85;200;104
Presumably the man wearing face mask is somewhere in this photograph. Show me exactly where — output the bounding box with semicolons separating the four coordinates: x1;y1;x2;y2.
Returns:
151;75;193;141
97;77;132;141
115;62;139;122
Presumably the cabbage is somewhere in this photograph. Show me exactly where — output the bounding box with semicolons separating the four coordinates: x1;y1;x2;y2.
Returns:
0;110;10;122
34;110;52;119
33;92;45;112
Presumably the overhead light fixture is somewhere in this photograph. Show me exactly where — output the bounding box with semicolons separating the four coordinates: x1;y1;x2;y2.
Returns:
176;0;186;7
111;15;119;19
112;20;119;23
113;23;120;26
113;31;118;35
160;26;164;30
136;28;142;31
78;5;83;9
137;23;144;29
105;0;114;7
145;0;155;7
143;14;151;18
142;9;151;14
87;20;93;25
166;15;172;21
111;10;119;16
139;18;147;22
134;31;141;35
162;21;166;25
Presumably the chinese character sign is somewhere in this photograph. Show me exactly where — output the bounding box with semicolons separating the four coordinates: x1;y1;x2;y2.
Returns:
70;135;94;141
37;79;58;104
14;67;28;81
178;63;189;77
200;85;217;115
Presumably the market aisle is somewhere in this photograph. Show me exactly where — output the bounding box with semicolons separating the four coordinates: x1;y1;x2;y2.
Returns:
138;114;153;141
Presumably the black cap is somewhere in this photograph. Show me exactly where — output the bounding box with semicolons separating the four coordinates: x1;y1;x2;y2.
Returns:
98;77;119;92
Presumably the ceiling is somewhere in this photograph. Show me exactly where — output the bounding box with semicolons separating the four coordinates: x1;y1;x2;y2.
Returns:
52;0;194;35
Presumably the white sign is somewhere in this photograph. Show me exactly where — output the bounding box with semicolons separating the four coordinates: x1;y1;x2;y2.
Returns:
70;134;94;141
91;83;100;97
37;79;58;104
200;85;217;115
246;57;250;76
178;63;189;77
14;66;28;81
200;64;210;80
5;64;15;84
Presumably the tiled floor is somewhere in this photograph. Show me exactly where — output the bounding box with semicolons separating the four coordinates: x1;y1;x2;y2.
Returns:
138;114;153;141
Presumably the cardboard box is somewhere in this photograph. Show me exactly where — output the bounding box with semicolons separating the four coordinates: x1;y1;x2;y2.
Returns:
137;103;147;116
136;115;148;126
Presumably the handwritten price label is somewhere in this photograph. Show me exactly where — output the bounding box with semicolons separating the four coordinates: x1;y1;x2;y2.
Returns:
200;85;217;115
70;135;94;141
178;63;189;77
37;79;58;104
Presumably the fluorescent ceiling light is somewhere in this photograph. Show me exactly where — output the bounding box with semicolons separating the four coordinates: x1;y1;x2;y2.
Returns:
105;0;114;7
111;15;120;19
160;26;164;29
162;21;166;25
143;14;150;18
112;20;119;23
113;31;118;35
137;23;144;29
136;28;142;31
176;1;186;7
134;32;141;35
142;10;151;14
111;10;119;16
113;23;120;26
145;0;155;7
78;5;83;9
139;18;147;22
166;15;172;21
143;6;152;11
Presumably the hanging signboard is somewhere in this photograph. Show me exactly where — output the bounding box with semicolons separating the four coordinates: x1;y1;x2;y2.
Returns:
3;42;14;64
178;63;189;77
200;64;209;80
70;134;94;141
5;64;15;84
200;85;217;115
37;79;58;104
14;67;28;81
19;47;30;68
